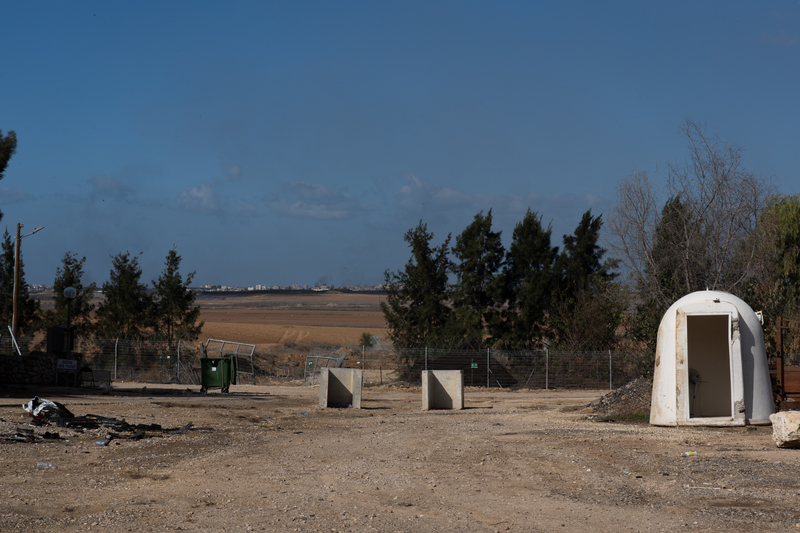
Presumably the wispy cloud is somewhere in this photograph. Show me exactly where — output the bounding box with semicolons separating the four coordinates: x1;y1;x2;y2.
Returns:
223;164;243;180
762;31;800;46
396;175;471;212
394;175;612;233
89;175;133;199
0;188;35;204
176;183;221;214
232;200;257;217
472;191;609;222
267;182;368;220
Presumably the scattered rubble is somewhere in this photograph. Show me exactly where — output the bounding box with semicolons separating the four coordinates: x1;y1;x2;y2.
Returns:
0;427;63;443
587;377;652;420
2;397;192;445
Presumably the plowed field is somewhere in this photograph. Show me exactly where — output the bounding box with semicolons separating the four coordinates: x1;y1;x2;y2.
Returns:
197;291;388;348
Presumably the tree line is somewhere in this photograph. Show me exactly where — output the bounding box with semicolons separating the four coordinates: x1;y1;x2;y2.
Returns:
0;128;202;347
382;120;800;371
381;207;620;351
1;247;203;346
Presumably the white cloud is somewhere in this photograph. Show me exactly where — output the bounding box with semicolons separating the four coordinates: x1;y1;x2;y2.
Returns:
396;175;472;211
270;199;351;219
176;184;221;213
224;164;243;180
432;187;470;208
267;182;369;220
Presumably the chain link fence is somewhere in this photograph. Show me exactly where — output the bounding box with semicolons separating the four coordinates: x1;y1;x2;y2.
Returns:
1;336;202;384
388;346;642;390
2;335;644;390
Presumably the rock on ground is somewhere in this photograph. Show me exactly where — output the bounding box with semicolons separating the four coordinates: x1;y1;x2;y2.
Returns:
769;410;800;448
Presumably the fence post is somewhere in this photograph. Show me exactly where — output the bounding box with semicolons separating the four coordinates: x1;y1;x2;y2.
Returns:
608;349;612;390
486;348;490;389
425;346;428;371
114;338;119;381
545;346;549;390
177;340;181;383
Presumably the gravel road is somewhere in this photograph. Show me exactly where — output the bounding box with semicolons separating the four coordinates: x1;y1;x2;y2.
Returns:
1;383;798;532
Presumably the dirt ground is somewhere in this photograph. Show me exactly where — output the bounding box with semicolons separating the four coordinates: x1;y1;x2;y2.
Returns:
13;291;799;532
2;383;800;533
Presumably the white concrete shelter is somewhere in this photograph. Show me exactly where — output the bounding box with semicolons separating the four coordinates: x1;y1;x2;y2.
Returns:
650;290;774;426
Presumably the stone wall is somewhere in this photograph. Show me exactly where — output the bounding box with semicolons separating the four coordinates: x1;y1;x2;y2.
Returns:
0;353;57;385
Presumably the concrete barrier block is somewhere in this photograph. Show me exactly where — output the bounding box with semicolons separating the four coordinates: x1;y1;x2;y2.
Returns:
422;370;464;410
319;368;363;409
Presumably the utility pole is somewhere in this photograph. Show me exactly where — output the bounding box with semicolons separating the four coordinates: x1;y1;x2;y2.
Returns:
12;223;44;340
12;223;22;340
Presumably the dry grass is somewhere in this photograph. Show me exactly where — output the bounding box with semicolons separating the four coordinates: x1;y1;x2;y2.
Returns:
196;291;391;380
197;290;388;348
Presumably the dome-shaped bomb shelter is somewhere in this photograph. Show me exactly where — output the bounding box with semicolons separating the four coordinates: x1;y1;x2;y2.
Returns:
650;290;774;426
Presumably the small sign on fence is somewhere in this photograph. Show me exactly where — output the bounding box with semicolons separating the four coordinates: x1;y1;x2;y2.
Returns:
470;362;478;369
57;359;78;373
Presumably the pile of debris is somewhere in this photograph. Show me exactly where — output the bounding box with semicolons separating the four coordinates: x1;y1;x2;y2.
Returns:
588;377;652;419
1;396;192;444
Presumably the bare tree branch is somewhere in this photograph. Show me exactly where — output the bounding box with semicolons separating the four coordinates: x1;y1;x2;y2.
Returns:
608;119;773;308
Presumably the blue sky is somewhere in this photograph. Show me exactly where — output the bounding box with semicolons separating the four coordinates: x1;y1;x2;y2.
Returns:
1;2;798;287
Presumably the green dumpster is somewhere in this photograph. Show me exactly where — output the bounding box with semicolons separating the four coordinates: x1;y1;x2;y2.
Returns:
200;357;231;393
228;356;237;386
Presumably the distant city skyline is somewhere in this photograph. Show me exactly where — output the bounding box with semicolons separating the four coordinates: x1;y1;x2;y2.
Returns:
29;281;386;293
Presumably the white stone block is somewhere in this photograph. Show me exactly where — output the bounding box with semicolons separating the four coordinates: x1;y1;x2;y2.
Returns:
769;411;800;448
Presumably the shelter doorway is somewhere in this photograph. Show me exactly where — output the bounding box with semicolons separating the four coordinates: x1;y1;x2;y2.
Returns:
686;314;731;418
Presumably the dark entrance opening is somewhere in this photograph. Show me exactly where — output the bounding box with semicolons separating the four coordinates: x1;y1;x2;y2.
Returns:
687;315;731;418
